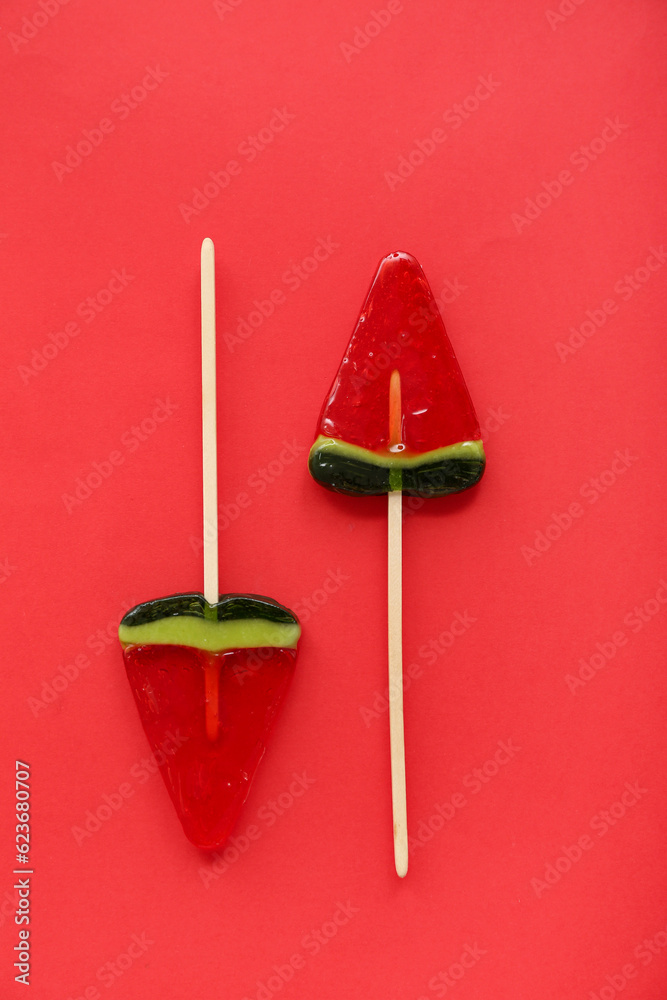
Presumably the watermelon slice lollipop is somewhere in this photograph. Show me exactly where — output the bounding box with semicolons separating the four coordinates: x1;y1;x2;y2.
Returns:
310;251;485;496
119;240;300;852
309;251;485;876
119;593;299;850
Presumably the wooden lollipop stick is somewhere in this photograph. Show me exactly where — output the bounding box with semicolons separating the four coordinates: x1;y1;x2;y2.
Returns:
388;490;407;876
201;237;218;607
388;369;408;877
201;238;220;742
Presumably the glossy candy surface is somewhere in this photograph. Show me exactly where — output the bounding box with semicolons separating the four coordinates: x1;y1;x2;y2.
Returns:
309;251;485;496
119;593;299;850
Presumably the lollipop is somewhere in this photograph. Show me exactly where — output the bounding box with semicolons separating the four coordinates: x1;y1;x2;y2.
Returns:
119;240;300;851
309;251;485;875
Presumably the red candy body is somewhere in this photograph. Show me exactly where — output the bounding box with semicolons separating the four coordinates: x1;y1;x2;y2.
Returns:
316;251;481;455
123;643;296;850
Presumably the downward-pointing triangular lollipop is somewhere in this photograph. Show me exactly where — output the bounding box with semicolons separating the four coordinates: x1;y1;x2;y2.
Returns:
309;251;485;876
119;240;300;851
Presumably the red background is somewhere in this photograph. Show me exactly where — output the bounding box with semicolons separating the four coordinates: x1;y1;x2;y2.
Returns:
2;1;666;997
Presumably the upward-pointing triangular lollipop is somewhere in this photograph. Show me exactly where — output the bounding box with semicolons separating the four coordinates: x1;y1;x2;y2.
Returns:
119;240;301;851
310;251;485;496
309;251;485;876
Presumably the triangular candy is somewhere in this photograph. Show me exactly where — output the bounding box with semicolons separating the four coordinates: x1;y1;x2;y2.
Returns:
309;251;485;496
119;593;299;850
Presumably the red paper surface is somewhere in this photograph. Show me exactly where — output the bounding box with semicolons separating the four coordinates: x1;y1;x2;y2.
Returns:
2;2;666;998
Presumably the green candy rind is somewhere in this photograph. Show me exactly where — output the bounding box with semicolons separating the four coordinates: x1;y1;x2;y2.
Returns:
119;592;300;652
308;436;485;497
